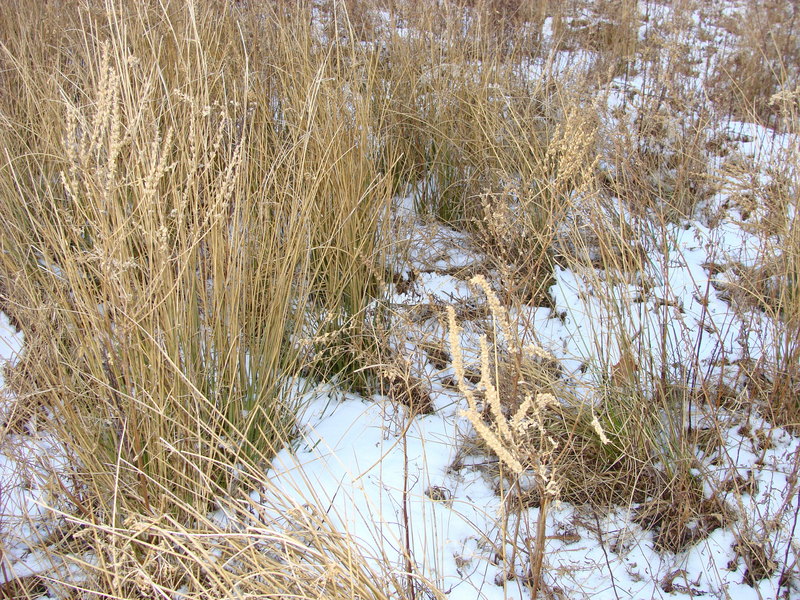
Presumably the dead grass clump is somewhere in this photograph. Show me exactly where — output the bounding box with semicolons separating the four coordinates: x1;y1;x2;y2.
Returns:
709;1;800;126
456;0;552;57
560;0;640;78
371;0;565;229
36;465;402;600
600;100;715;222
634;475;733;553
447;274;734;571
444;277;659;593
710;127;800;432
735;535;778;585
0;1;396;593
474;103;599;307
1;0;798;597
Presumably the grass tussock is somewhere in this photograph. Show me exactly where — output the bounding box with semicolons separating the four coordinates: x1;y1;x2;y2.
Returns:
0;1;398;595
446;277;731;565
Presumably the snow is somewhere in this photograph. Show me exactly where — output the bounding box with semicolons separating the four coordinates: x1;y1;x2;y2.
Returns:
249;171;800;597
0;314;64;595
0;313;22;391
234;70;800;595
2;3;800;599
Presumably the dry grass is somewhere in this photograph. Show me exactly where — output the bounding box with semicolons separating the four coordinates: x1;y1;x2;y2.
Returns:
0;1;397;596
0;0;798;598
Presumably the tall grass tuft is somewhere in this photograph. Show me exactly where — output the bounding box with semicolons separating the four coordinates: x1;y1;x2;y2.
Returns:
0;0;392;545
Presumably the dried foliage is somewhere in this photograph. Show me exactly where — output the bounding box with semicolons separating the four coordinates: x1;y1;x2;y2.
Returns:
0;0;798;598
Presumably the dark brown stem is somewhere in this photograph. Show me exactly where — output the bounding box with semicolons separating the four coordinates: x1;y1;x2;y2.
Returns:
529;493;548;599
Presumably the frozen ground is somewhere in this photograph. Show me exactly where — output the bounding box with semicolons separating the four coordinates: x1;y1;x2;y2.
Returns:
250;197;800;599
2;2;800;598
2;179;799;598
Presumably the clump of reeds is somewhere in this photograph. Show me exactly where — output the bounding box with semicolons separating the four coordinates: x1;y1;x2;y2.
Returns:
0;0;396;595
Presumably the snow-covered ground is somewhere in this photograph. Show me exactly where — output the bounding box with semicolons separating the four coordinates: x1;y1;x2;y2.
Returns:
0;313;22;390
2;2;800;598
249;199;800;599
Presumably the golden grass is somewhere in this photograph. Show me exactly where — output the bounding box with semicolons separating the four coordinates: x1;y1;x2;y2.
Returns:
0;1;398;595
0;0;798;598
